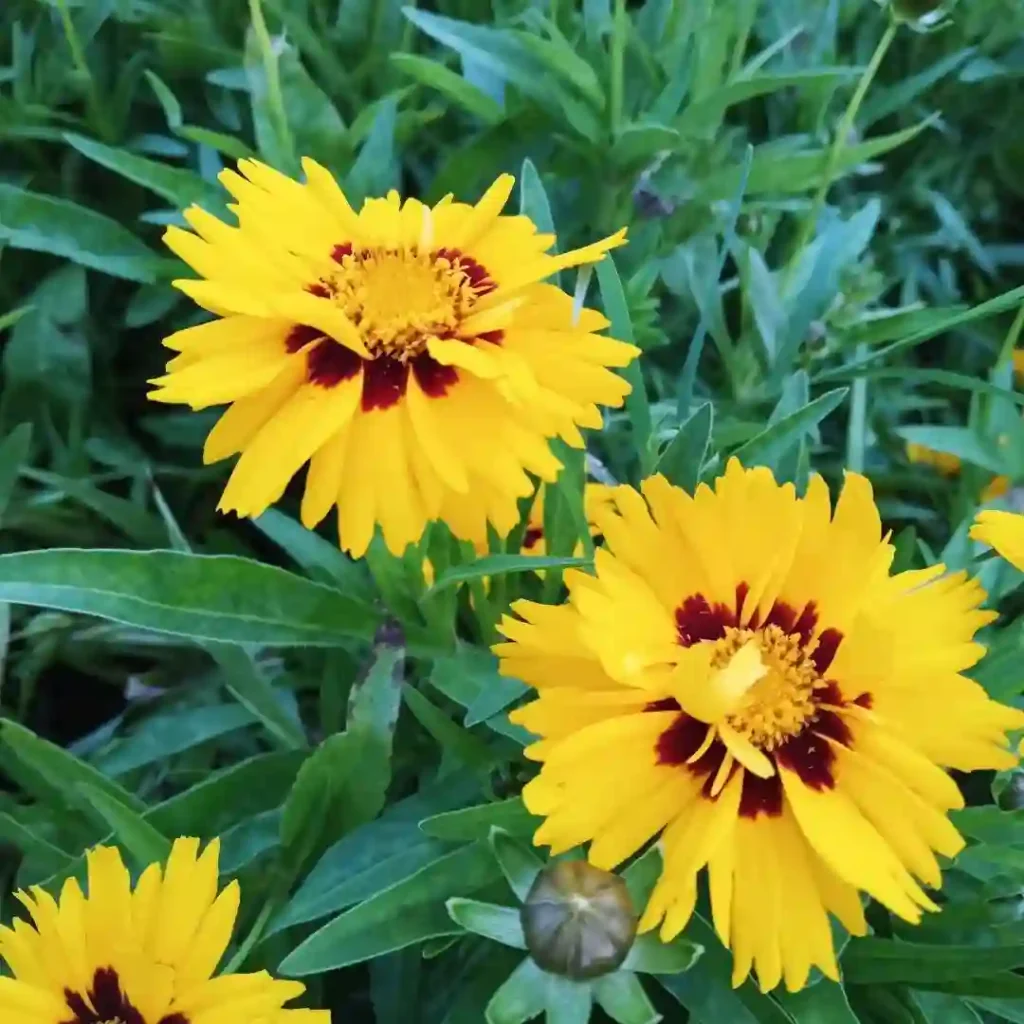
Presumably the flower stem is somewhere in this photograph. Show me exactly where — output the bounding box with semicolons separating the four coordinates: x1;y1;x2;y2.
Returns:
249;0;296;172
609;0;627;138
223;898;277;973
55;0;111;141
787;19;898;279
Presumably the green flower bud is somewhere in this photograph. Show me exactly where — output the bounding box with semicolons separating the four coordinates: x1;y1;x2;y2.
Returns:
520;860;638;981
886;0;956;30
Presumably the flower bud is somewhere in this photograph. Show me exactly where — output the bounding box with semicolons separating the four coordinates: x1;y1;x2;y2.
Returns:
886;0;955;29
520;860;638;981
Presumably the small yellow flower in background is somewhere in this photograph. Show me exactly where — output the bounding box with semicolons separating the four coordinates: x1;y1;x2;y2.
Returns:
0;837;326;1024
422;482;617;587
494;459;1024;993
905;441;962;477
905;441;1010;501
972;510;1024;571
150;159;638;557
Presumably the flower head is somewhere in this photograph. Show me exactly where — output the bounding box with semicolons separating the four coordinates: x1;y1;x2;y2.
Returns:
0;837;325;1024
495;459;1024;992
151;160;638;557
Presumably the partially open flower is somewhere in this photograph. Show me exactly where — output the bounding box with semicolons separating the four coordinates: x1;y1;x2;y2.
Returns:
520;860;638;981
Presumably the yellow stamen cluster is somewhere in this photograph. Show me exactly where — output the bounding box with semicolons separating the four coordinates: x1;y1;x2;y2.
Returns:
320;248;482;361
713;625;824;749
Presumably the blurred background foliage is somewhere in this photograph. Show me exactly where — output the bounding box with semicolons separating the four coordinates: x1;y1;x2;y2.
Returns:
3;0;1024;1022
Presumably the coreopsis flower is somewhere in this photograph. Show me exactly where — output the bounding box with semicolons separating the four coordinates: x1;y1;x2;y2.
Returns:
150;159;638;556
0;838;326;1024
972;510;1024;571
494;459;1024;992
905;441;1009;501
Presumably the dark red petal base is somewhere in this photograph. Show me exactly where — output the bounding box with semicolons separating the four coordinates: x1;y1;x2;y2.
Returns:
653;583;861;819
278;244;503;411
63;967;187;1024
285;326;462;411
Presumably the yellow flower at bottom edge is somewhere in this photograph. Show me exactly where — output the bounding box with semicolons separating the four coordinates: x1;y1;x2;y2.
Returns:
0;837;326;1024
494;458;1024;993
149;159;639;558
972;510;1024;571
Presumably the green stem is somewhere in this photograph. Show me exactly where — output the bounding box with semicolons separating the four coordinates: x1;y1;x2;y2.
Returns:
609;0;627;138
846;344;868;473
223;898;277;973
55;0;111;141
786;19;898;281
996;302;1024;369
249;0;296;170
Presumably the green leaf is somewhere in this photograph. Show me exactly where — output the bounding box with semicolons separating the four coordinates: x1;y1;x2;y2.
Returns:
346;95;400;207
677;69;863;137
658;913;794;1024
817;284;1024;382
0;549;380;645
622;933;702;975
144;70;183;129
206;643;306;750
1;719;146;814
486;957;548;1024
465;674;528;727
0;423;31;526
420;798;538;842
390;53;503;123
0;185;171;282
697;118;937;201
910;991;983;1024
176;126;255;160
597;256;652;473
279;839;502;974
593;972;662;1024
64;133;221;208
271;775;479;934
489;827;543;901
613;122;682;167
75;782;172;867
776;983;860;1023
403;8;601;140
545;976;593;1024
519;158;559;288
655;403;714;493
895;425;1006;476
841;937;1024;985
150;750;306;839
404;685;498;774
0;813;72;881
447;898;526;949
92;704;257;776
430;554;591;593
281;631;404;860
731;388;849;470
252;509;373;594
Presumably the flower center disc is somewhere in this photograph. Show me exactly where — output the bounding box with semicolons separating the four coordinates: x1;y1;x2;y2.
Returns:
713;624;826;749
327;248;484;361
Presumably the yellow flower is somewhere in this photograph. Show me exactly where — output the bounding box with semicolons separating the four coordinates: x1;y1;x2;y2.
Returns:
905;441;962;476
905;441;1010;501
494;459;1024;993
972;510;1024;571
0;837;326;1024
150;160;638;557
